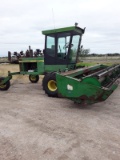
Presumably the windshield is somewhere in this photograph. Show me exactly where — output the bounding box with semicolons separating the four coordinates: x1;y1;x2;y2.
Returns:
69;35;81;63
57;35;70;59
45;33;81;63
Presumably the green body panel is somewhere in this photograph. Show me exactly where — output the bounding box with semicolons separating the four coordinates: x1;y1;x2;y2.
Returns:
19;57;45;75
44;65;67;72
56;74;117;104
82;77;101;87
42;26;84;35
56;64;120;104
19;57;77;74
19;57;44;62
44;64;76;72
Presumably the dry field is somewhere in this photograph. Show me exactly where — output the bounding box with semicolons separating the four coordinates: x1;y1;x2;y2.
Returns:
0;64;27;81
0;64;120;160
80;56;120;64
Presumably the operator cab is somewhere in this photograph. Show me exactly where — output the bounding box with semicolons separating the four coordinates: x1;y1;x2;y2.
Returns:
42;24;85;67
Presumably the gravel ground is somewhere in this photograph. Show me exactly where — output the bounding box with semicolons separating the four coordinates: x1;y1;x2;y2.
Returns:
0;78;120;160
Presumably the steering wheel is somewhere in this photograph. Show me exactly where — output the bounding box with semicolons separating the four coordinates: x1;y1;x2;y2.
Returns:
63;43;69;49
63;43;74;49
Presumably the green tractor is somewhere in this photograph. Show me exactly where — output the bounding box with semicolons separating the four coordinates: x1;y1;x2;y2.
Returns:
0;24;120;105
0;24;85;97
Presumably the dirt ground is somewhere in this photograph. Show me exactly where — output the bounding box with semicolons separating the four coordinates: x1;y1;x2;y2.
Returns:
0;64;120;160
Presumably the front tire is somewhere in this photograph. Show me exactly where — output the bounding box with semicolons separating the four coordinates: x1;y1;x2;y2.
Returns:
29;75;39;83
0;77;10;91
43;73;58;97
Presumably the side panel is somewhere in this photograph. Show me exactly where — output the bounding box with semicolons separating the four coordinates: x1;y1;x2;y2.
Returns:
19;57;45;75
56;73;118;104
44;64;75;73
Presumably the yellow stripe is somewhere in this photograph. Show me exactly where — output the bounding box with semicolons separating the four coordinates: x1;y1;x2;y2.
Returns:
19;60;44;63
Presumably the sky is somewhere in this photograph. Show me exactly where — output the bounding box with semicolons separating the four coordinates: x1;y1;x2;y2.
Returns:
0;0;120;56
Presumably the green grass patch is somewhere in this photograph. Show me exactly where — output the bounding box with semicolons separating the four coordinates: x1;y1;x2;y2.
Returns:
76;62;115;67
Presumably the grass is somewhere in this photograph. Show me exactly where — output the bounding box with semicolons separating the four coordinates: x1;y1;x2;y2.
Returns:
0;57;8;63
76;61;114;67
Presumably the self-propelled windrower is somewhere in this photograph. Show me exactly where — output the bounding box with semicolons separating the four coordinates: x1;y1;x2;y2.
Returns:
0;24;120;104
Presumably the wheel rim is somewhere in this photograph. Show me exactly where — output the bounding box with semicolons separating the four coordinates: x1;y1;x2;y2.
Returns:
30;76;36;81
48;80;57;91
0;79;6;89
0;84;6;89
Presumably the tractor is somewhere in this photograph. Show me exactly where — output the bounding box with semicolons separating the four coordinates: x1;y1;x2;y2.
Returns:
0;24;120;104
0;24;85;96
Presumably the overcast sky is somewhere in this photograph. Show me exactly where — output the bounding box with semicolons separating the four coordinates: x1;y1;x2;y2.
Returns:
0;0;120;56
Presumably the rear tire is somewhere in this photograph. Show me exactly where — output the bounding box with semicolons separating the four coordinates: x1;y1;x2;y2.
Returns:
43;72;58;97
0;77;10;91
29;75;39;83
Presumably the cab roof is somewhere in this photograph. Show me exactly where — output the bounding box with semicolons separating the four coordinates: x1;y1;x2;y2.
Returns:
42;26;85;35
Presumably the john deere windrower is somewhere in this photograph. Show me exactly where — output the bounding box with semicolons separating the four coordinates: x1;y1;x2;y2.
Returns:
0;24;120;104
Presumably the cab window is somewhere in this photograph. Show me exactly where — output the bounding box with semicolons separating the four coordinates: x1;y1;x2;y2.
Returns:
46;36;55;57
57;34;70;59
69;35;80;62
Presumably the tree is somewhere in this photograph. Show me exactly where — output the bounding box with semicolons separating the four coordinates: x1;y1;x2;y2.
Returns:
79;48;90;57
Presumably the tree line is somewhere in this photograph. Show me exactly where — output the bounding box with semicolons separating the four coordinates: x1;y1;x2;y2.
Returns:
80;49;120;57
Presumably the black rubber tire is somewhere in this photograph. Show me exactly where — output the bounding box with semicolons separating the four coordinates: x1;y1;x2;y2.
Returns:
42;73;53;90
29;75;39;83
42;76;45;90
0;77;10;91
43;72;58;97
